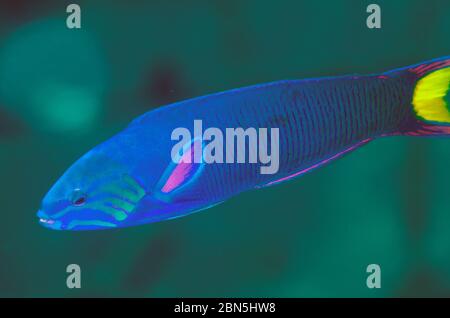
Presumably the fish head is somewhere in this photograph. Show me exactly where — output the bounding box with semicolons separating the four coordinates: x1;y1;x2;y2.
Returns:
37;149;146;231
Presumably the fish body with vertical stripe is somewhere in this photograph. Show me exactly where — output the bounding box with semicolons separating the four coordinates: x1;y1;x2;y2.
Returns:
37;57;450;230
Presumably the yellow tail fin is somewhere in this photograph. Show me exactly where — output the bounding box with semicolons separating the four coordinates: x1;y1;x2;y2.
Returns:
412;67;450;124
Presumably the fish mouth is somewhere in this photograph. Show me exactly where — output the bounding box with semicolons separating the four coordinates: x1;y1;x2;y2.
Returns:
39;218;55;225
38;217;63;230
37;210;63;230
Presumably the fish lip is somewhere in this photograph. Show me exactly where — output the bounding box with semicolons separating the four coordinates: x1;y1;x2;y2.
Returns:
37;210;63;230
39;218;56;225
38;218;63;230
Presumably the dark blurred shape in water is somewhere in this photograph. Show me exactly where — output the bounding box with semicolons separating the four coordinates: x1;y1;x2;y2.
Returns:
122;231;179;293
140;60;190;107
396;266;450;297
0;0;53;26
0;107;25;138
0;0;28;18
0;249;22;296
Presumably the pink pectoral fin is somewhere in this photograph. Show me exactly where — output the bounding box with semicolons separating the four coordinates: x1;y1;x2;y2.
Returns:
161;148;197;193
156;139;204;198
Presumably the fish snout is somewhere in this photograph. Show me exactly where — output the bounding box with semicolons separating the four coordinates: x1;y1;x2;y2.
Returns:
37;210;63;230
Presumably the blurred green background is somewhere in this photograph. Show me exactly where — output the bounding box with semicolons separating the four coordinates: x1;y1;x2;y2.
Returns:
0;0;450;297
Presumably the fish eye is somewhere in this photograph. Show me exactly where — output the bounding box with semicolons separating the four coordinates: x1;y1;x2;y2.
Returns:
71;189;87;207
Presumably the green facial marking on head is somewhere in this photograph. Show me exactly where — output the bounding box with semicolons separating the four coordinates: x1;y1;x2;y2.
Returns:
122;175;146;197
51;201;128;221
88;202;128;221
89;176;146;208
108;197;136;213
91;183;142;203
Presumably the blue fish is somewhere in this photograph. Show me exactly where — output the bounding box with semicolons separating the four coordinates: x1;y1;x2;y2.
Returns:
37;57;450;230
